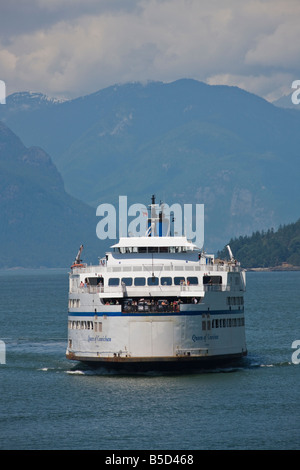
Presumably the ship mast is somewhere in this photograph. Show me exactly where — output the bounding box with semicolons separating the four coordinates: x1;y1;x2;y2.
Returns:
147;194;166;237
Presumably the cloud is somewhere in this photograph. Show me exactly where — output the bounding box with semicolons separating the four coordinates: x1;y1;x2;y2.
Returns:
245;17;300;69
0;0;299;101
207;72;295;102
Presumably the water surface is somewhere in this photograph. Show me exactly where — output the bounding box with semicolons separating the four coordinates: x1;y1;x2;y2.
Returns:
0;269;299;450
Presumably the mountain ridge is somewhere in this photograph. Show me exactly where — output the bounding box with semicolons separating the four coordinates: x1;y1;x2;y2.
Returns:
1;78;300;252
0;121;105;268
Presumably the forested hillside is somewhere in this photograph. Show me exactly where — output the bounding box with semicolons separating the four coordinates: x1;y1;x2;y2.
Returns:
218;219;300;268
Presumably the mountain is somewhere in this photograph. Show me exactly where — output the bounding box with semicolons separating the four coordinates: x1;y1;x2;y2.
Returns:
1;79;300;251
217;218;300;269
0;121;106;268
272;92;300;110
3;91;66;110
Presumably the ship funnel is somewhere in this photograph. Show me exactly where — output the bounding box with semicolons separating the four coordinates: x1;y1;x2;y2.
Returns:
146;195;171;237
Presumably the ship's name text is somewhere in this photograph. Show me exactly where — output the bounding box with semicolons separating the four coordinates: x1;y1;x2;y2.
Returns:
88;335;112;342
192;334;218;342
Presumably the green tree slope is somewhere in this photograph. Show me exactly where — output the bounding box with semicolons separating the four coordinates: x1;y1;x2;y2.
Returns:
218;219;300;268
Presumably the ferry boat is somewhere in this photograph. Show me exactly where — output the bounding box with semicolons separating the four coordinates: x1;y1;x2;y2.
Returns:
66;197;247;371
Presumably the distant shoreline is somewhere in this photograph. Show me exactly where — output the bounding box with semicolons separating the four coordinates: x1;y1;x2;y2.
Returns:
1;265;300;272
0;267;68;271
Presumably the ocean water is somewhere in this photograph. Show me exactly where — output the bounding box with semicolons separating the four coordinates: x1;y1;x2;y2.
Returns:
0;269;299;450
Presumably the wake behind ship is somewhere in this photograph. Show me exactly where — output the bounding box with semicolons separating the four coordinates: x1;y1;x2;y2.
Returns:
66;197;247;371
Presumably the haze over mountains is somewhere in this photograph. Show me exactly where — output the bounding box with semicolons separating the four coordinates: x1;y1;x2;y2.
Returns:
0;79;300;267
0;121;102;267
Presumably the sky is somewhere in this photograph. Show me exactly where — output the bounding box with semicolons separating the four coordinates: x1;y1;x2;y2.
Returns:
1;0;300;102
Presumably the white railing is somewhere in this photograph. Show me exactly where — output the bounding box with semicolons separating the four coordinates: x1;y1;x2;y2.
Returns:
176;348;209;357
203;284;231;292
69;283;237;295
69;285;124;295
71;262;241;275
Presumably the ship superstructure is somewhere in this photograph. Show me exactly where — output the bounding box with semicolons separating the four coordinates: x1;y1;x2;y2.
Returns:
66;197;247;370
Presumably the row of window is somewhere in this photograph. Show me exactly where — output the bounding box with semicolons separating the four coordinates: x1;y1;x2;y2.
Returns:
68;320;102;331
68;318;244;332
109;276;200;286
202;317;244;330
117;246;191;254
69;297;243;310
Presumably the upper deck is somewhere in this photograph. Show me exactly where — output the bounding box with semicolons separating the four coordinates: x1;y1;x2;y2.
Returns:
69;237;245;299
70;235;241;274
69;197;245;299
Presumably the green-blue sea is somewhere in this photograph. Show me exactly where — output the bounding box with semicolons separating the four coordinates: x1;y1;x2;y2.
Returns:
0;269;299;450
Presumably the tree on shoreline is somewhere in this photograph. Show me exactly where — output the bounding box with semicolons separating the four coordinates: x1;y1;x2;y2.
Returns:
218;219;300;268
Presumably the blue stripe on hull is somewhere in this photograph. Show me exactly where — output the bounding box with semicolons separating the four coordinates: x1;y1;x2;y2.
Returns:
68;308;244;317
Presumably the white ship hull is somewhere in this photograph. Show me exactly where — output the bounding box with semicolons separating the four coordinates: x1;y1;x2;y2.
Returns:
66;265;247;371
66;310;247;371
66;198;247;371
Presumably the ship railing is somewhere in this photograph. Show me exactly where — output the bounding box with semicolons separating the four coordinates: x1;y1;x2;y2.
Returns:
69;285;101;294
71;266;96;274
70;283;234;294
122;304;181;314
212;263;241;272
203;284;231;292
175;348;209;357
70;285;123;295
179;283;229;292
68;285;204;295
71;263;242;274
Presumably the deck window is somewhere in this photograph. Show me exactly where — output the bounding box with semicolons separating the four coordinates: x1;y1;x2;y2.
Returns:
174;276;185;285
147;276;159;286
203;275;222;285
87;277;100;286
161;277;172;285
187;276;198;285
134;277;146;286
121;277;132;286
108;278;120;286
